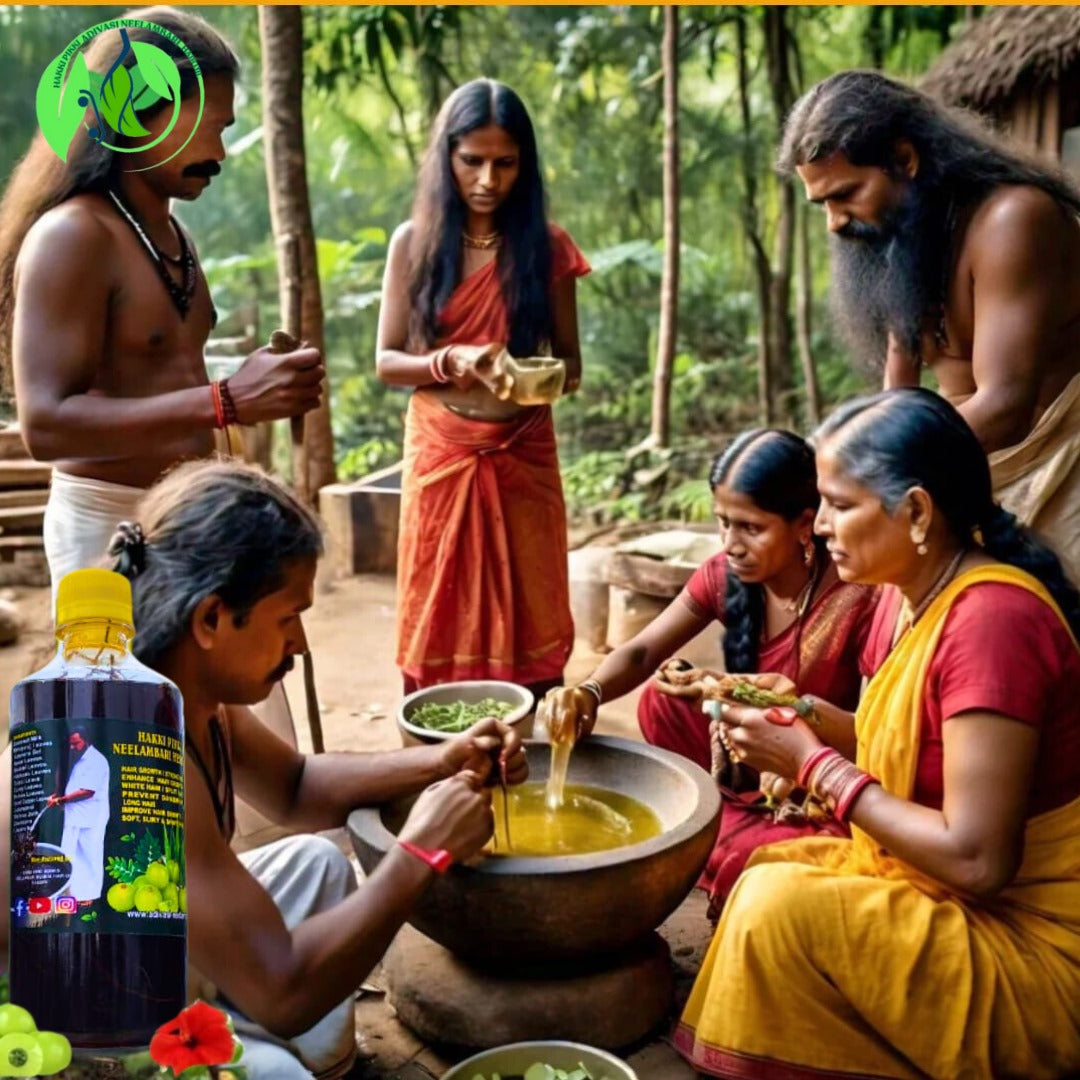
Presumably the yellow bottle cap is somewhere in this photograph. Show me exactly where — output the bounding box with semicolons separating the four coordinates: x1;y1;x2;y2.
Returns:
56;569;134;629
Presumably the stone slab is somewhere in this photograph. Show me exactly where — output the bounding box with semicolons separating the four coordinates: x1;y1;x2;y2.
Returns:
383;925;674;1051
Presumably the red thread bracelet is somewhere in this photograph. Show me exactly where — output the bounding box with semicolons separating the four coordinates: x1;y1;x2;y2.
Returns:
397;838;452;874
210;382;226;429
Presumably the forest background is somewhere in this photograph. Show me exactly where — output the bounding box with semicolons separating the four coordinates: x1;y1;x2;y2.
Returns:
0;5;968;525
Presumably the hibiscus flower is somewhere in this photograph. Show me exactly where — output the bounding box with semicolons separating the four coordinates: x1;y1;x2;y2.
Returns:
149;1000;237;1075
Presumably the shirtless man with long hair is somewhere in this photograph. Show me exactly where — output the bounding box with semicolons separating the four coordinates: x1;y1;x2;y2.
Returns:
0;6;323;592
779;70;1080;578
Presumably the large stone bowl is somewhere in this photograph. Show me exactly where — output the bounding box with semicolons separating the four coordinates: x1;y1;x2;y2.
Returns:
348;736;720;968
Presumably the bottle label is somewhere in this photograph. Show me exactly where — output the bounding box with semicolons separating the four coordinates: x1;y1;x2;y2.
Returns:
11;718;185;936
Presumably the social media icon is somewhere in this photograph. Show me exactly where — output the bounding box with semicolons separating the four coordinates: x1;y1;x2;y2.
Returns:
28;897;51;914
12;899;28;919
55;896;77;915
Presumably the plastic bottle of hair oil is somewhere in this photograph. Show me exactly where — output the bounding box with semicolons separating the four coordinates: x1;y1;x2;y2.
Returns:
9;569;185;1047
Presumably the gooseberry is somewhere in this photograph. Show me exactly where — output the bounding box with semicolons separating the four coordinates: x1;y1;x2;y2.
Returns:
0;1032;43;1077
0;1006;35;1038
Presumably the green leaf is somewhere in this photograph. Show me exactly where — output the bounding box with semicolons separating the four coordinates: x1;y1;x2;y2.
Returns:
99;46;150;139
107;855;140;882
35;51;92;162
132;40;181;105
230;1036;244;1064
135;831;163;870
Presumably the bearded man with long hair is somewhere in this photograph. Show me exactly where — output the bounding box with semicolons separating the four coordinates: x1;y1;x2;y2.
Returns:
779;70;1080;581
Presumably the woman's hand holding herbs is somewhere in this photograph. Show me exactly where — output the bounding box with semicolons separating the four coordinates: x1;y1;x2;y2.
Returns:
717;703;822;781
441;718;528;786
652;657;723;703
745;671;798;698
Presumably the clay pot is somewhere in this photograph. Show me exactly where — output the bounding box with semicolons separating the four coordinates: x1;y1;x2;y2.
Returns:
349;736;720;967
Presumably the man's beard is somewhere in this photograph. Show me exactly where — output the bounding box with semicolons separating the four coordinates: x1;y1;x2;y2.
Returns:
827;186;948;378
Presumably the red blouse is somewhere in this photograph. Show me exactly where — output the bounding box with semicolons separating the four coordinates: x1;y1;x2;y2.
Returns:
861;582;1080;815
683;553;879;713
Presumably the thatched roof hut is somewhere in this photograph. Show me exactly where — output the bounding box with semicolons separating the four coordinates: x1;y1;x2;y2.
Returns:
923;6;1080;160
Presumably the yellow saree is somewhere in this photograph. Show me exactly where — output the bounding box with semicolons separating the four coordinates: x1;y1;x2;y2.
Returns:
674;565;1080;1080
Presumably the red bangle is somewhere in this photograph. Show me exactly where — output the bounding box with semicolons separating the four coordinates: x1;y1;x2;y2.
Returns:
397;838;452;874
797;746;835;789
834;771;876;823
210;381;226;429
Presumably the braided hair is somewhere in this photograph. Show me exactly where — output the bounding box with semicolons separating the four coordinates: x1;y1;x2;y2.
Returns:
711;429;824;673
814;387;1080;639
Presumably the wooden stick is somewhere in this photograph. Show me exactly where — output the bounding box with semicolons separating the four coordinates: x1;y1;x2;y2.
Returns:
277;233;307;503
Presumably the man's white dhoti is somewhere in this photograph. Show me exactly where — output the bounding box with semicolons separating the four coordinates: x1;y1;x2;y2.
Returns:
990;371;1080;584
208;834;360;1080
43;469;144;605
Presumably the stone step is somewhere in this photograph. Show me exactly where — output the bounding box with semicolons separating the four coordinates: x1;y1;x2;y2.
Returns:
0;460;51;488
0;504;46;533
0;489;49;510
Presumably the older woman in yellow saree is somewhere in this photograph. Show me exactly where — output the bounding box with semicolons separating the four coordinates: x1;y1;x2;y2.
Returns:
674;388;1080;1080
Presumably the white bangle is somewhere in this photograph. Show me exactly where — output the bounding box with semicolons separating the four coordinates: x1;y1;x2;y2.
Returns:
579;679;603;705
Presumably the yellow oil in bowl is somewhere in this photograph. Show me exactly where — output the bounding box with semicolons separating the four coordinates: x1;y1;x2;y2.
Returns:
489;783;661;856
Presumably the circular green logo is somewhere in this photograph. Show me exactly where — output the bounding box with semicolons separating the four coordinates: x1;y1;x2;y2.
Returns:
35;18;204;171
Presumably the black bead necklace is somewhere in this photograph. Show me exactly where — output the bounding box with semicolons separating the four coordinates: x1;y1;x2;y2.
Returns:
106;188;197;318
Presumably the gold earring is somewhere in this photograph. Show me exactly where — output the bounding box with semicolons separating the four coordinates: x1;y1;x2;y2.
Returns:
803;542;814;568
913;534;928;555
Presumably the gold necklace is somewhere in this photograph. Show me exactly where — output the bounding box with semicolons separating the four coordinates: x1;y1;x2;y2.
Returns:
783;575;814;616
895;547;967;642
463;230;501;250
782;559;820;617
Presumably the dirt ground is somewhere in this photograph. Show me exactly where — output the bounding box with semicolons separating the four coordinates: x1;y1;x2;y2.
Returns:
0;572;712;1079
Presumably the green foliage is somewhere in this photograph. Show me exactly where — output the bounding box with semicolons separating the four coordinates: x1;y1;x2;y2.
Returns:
561;440;717;528
0;5;955;523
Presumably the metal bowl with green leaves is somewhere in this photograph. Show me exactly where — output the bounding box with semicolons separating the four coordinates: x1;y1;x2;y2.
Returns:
441;1041;637;1080
397;680;535;746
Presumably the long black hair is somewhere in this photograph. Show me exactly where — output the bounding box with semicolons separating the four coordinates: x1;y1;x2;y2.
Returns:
777;70;1080;214
814;387;1080;639
711;429;823;674
777;71;1080;364
0;7;239;384
407;78;552;358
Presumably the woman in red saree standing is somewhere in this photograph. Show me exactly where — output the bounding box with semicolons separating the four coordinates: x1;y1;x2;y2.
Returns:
377;79;589;697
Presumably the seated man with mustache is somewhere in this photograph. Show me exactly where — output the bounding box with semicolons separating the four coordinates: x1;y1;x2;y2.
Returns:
0;7;323;599
779;70;1080;581
0;460;527;1078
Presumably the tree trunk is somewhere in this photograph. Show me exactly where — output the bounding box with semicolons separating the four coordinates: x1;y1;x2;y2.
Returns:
651;4;679;448
765;7;796;425
259;6;336;501
735;9;773;425
796;199;821;426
